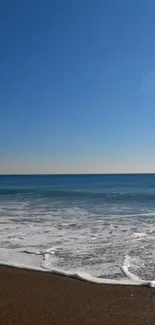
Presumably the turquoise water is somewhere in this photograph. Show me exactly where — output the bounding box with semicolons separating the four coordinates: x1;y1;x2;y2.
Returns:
0;174;155;281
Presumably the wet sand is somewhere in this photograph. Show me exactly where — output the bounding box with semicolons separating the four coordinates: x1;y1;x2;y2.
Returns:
0;266;155;324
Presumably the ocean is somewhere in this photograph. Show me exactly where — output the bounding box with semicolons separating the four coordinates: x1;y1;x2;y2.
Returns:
1;174;155;286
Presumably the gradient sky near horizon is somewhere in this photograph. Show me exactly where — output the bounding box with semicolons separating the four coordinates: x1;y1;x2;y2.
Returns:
1;0;155;174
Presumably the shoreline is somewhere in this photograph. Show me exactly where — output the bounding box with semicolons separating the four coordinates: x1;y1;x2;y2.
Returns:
0;260;148;286
0;265;155;324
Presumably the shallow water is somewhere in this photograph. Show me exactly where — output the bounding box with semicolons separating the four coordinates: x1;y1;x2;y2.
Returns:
1;174;155;285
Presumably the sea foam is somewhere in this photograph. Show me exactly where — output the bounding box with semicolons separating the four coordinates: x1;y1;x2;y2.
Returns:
0;248;154;288
1;174;155;287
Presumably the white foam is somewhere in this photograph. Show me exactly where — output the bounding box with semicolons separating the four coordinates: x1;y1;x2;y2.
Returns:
1;198;155;285
134;232;147;238
121;255;155;288
0;254;142;286
0;248;154;287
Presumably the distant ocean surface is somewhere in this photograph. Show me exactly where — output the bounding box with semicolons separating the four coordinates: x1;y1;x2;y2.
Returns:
1;174;155;285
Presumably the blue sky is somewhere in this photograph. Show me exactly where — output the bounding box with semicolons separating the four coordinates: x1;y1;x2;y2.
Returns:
1;0;155;174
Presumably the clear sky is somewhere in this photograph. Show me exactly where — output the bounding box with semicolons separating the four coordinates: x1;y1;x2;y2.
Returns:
1;0;155;174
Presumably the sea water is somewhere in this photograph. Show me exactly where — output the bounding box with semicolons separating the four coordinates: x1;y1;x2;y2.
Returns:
1;174;155;286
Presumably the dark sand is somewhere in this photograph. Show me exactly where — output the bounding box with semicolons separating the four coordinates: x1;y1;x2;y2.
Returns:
0;266;155;324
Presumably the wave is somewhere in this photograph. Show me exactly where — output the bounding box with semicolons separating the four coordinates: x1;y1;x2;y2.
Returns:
0;249;155;288
111;212;155;218
1;187;155;202
121;255;155;287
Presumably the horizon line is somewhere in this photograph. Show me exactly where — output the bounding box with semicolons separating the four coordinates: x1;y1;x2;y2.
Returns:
0;172;155;176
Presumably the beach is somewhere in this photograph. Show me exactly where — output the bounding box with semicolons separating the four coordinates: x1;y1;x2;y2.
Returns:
0;266;155;325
